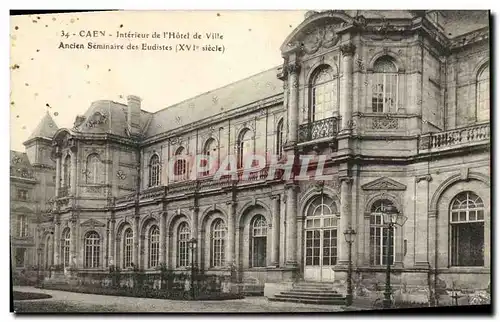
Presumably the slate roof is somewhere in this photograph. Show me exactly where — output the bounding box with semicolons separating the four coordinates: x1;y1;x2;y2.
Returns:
26;112;59;142
72;100;152;137
10;150;35;179
144;66;283;138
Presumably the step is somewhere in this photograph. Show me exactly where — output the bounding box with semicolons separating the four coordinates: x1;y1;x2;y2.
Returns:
282;291;344;298
290;288;338;294
276;293;345;300
269;297;346;305
292;285;334;291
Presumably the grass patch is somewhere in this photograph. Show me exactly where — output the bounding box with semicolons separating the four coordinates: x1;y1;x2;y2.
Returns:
41;284;244;301
14;301;119;313
13;291;52;301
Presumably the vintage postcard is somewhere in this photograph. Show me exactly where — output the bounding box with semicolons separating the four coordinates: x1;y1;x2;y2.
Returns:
10;10;491;313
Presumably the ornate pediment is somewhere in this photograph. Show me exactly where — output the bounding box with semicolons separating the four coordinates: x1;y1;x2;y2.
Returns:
80;218;106;229
362;177;406;191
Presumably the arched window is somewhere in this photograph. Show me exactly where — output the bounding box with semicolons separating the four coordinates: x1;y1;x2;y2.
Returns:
148;154;160;187
237;129;252;169
149;225;160;268
62;229;71;267
86;154;100;184
177;222;190;267
173;147;187;181
304;194;339;267
123;228;133;268
63;155;71;188
17;215;28;238
276;119;284;157
84;231;100;268
370;200;396;266
450;191;484;267
476;64;490;122
202;139;217;176
250;215;267;267
211;219;226;267
372;57;398;113
310;65;338;121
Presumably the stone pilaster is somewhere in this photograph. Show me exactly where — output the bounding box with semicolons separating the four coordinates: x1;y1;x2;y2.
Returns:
340;43;355;134
70;151;77;195
415;174;432;268
108;218;116;266
226;201;236;267
55;151;61;196
69;218;77;268
53;217;61;266
285;184;299;267
271;194;281;267
159;211;166;265
190;206;199;266
132;216;139;268
337;177;353;266
286;60;301;145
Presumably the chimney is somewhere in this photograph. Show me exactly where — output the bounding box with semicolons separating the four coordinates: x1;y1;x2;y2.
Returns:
127;95;142;136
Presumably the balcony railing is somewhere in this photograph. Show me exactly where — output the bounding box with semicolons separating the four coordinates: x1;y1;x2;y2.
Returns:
419;123;490;152
298;117;339;143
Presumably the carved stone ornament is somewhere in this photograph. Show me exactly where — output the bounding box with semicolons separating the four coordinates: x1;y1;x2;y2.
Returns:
340;42;356;57
80;218;106;229
86;111;108;128
116;170;127;180
362;177;407;191
372;117;398;130
300;23;342;55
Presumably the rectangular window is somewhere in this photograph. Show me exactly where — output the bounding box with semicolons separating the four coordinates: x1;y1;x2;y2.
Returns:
251;237;267;267
451;222;484;266
15;248;26;268
17;189;28;201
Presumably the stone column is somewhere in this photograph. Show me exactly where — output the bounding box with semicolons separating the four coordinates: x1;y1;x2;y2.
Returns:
159;211;166;265
271;195;281;267
226;201;236;266
285;184;298;267
337;177;353;266
70;218;77;268
53;218;61;266
70;151;77;195
286;60;301;145
108;218;116;266
55;152;61;196
340;43;355;133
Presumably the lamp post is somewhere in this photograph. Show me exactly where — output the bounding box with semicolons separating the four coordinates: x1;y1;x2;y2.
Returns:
187;237;198;299
381;204;407;309
343;227;356;306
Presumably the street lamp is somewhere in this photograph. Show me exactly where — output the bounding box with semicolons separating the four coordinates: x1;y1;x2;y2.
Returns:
381;203;407;309
187;237;198;299
343;227;356;306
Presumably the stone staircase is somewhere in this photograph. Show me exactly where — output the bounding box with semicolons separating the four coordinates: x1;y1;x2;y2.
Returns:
268;282;346;305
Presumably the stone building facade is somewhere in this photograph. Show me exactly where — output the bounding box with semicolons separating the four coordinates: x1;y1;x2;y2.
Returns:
14;10;490;297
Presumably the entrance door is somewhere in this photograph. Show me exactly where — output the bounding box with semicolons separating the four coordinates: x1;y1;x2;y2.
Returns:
303;194;339;282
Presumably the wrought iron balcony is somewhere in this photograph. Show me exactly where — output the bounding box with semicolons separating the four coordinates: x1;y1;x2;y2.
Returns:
298;117;339;143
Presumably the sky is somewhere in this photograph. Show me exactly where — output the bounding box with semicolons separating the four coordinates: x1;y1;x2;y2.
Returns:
9;10;307;151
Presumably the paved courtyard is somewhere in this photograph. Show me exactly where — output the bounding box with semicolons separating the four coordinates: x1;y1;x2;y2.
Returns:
13;286;346;313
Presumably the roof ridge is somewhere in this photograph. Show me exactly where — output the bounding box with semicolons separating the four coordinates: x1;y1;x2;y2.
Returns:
152;65;281;115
